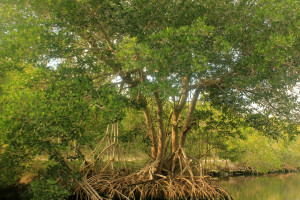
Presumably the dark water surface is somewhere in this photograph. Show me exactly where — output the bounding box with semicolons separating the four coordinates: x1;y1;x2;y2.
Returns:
220;173;300;200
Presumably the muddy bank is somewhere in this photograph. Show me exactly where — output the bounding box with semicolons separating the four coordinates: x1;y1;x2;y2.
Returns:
206;167;298;178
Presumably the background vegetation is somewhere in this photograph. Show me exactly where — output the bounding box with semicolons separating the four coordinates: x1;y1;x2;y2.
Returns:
0;0;299;199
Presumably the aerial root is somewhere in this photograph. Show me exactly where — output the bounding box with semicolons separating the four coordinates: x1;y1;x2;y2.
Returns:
75;172;232;200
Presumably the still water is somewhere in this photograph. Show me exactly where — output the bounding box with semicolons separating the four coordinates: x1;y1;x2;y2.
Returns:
220;173;300;200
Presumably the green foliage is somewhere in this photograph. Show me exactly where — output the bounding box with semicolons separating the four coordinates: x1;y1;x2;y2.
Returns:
0;67;43;186
28;178;71;200
280;135;300;168
245;114;299;138
240;130;282;173
186;103;242;158
222;128;300;173
22;161;77;200
2;0;298;115
0;0;299;194
119;108;151;154
0;64;127;188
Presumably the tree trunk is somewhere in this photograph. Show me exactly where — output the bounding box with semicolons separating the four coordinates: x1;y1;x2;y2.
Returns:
171;112;179;153
171;77;189;153
179;84;202;147
141;78;201;175
143;106;158;159
153;92;166;173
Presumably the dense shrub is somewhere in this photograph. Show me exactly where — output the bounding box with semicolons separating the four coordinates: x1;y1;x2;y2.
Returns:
223;128;300;173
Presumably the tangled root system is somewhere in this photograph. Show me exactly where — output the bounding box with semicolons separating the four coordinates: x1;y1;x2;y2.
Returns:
75;172;232;200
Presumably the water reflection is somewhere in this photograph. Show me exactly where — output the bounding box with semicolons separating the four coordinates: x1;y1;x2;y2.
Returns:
220;173;300;200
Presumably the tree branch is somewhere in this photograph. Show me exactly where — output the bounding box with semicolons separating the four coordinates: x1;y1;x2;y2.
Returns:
179;83;202;147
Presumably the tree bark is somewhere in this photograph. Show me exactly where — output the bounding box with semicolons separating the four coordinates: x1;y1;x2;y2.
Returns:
179;84;202;147
171;112;180;153
142;106;158;159
154;92;166;173
171;77;189;153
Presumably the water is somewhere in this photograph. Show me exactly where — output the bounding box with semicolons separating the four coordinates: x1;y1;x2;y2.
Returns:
220;173;300;200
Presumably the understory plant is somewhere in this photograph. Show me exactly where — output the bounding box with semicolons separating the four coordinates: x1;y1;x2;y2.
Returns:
224;128;300;173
